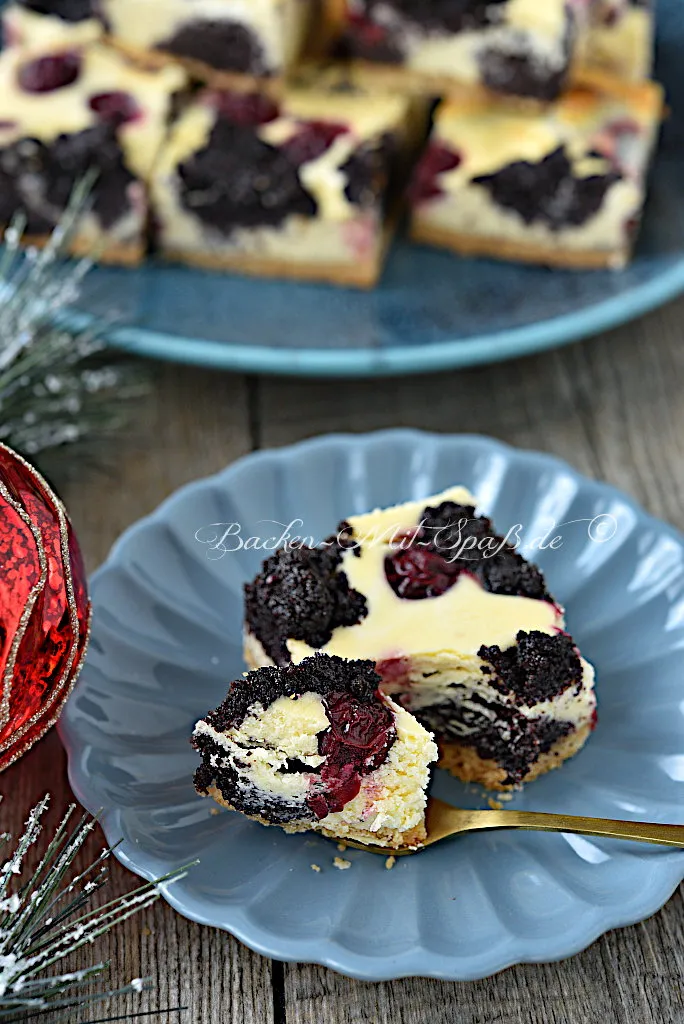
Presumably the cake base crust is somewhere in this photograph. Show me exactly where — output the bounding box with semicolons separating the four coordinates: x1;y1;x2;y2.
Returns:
411;221;628;270
439;722;593;791
409;221;626;270
347;61;562;108
107;38;284;94
161;241;387;288
21;232;145;267
205;784;427;849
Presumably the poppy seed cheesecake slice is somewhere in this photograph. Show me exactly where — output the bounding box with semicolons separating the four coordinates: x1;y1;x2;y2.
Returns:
243;486;597;791
192;655;438;849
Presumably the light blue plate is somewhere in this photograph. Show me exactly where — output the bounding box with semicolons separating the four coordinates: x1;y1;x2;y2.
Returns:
59;431;684;981
70;0;684;376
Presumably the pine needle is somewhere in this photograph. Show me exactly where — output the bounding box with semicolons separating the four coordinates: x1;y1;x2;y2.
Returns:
0;795;194;1021
0;182;150;476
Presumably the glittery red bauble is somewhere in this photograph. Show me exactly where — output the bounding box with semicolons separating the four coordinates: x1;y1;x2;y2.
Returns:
0;444;90;770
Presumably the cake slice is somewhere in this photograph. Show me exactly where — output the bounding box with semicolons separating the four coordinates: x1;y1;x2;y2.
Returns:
192;655;438;848
325;0;579;102
2;1;103;51
409;78;663;270
150;75;423;287
100;0;314;89
0;43;186;264
574;0;654;82
243;487;597;791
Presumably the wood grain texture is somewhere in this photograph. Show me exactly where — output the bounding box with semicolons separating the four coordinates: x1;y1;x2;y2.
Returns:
2;294;684;1022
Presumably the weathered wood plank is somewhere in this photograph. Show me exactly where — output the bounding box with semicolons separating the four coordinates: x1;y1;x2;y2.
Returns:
0;364;274;1024
254;294;684;1024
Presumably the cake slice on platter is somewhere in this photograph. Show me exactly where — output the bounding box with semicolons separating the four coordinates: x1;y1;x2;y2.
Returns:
150;72;425;287
324;0;579;102
0;42;186;264
409;77;663;270
100;0;314;90
243;486;597;791
192;655;438;849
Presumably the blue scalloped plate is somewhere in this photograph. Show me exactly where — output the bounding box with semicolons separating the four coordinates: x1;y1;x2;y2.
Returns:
66;0;684;376
59;431;684;981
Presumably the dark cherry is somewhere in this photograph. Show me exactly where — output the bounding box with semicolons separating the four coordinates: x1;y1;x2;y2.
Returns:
214;90;280;126
282;120;349;167
306;690;395;818
89;91;141;126
384;546;459;600
323;691;393;752
409;143;462;204
17;52;81;94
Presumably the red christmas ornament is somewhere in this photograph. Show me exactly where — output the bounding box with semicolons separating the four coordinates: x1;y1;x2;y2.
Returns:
0;444;90;771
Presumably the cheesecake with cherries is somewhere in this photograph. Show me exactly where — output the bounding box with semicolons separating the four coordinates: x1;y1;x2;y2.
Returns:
193;654;438;848
243;486;597;791
100;0;314;88
150;75;422;286
326;0;580;102
0;43;185;263
409;77;663;269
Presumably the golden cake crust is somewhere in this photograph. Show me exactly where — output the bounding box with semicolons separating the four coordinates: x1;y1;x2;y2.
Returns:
439;722;593;792
160;242;387;288
411;221;629;270
21;234;145;266
205;784;428;849
106;38;285;94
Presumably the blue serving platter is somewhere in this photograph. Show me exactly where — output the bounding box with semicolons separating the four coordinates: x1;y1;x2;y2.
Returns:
66;0;684;376
60;431;684;981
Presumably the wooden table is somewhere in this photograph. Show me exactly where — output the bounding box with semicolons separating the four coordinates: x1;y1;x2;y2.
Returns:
4;295;684;1024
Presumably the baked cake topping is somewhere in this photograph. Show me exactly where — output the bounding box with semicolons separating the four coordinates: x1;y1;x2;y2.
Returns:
479;630;583;703
244;541;368;665
243;486;597;792
177;115;318;234
205;654;381;730
472;146;621;230
157;20;270;76
193;654;437;848
384;500;550;600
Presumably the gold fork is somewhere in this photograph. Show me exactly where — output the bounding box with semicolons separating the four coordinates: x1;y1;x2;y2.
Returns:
344;798;684;855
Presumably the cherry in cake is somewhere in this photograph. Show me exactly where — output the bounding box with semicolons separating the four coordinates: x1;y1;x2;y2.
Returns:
0;43;185;264
150;73;425;287
244;486;597;791
192;654;438;848
329;0;578;101
409;79;663;270
99;0;313;87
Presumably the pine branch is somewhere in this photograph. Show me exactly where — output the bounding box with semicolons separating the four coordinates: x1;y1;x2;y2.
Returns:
0;796;194;1022
0;183;150;477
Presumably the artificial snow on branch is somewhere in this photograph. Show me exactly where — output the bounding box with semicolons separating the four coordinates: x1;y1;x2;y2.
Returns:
0;183;149;475
0;796;189;1022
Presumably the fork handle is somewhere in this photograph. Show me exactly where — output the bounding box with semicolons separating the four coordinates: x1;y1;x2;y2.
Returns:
464;810;684;847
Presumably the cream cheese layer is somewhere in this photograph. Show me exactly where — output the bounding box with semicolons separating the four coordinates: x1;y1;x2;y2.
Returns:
286;486;563;665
